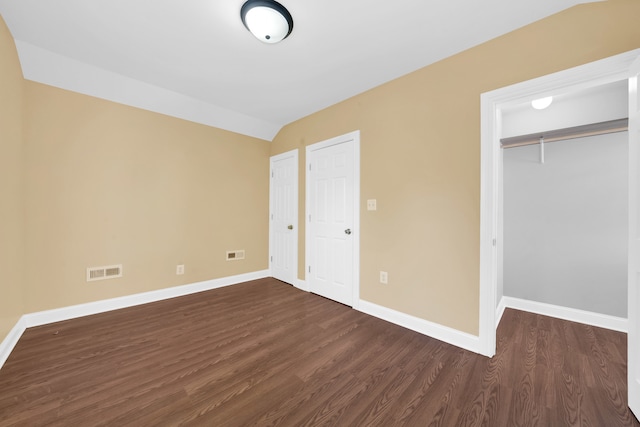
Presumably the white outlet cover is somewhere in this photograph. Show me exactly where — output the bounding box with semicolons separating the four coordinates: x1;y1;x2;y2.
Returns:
367;199;377;211
176;264;185;275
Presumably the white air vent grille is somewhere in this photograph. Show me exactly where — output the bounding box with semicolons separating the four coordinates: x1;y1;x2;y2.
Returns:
226;250;245;261
87;264;123;282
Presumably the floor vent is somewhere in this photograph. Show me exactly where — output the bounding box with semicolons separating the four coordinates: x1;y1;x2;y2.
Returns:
226;250;245;261
87;264;123;282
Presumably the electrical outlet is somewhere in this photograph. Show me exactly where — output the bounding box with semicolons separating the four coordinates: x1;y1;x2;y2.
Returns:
380;271;388;284
176;264;185;275
226;250;245;261
367;199;377;211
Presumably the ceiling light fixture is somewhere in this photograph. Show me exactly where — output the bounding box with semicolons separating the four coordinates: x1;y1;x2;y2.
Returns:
240;0;293;44
531;96;553;110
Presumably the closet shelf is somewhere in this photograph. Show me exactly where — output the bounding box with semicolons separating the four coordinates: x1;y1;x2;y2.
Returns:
501;118;628;148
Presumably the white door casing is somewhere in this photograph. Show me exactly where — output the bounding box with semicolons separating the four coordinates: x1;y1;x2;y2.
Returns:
269;149;298;287
480;49;640;358
628;55;640;419
306;131;360;307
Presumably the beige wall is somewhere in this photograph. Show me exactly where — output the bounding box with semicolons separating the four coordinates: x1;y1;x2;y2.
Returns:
22;83;270;312
0;16;24;341
270;0;640;335
2;0;639;345
0;11;270;346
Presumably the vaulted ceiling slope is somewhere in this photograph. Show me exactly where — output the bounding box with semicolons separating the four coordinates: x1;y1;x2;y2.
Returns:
0;0;595;141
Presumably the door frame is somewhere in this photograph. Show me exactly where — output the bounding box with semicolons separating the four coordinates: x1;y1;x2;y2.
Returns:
305;130;361;308
627;55;640;418
269;149;299;288
479;49;640;357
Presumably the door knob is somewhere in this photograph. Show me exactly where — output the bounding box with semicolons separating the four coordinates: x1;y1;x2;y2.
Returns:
287;225;293;230
345;229;351;235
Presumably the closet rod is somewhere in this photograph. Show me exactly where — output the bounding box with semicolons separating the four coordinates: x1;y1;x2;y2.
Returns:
500;118;628;149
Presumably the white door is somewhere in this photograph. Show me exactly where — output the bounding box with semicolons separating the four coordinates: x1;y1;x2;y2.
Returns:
307;131;359;306
269;150;298;286
628;56;640;419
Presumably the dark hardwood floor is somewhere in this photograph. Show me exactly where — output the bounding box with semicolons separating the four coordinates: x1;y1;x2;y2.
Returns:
0;277;637;426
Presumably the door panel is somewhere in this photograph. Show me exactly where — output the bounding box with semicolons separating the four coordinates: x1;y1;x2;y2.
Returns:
308;137;355;306
269;150;298;285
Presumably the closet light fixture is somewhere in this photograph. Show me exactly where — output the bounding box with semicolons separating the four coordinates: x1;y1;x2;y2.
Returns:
531;96;553;110
240;0;293;44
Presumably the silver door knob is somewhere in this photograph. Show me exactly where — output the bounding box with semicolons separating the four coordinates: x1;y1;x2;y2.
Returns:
345;229;352;235
287;225;293;230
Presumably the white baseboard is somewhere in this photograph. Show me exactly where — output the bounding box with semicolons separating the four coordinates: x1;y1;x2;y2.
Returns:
496;296;507;327
0;317;27;370
24;270;270;328
0;270;270;370
295;279;308;292
357;300;481;354
500;296;628;333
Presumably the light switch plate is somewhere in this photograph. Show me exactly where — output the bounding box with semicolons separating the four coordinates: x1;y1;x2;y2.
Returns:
380;271;388;284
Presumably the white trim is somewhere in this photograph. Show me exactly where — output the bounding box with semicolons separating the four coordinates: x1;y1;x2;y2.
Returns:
269;149;299;287
15;40;280;141
353;133;361;310
627;55;640;417
24;270;270;327
305;130;361;308
500;296;628;333
0;317;27;370
358;300;480;354
479;49;640;358
295;279;309;292
0;270;270;370
479;90;500;357
496;296;507;327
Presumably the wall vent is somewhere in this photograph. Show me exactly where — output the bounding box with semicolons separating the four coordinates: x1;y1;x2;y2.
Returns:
226;250;245;261
87;264;123;282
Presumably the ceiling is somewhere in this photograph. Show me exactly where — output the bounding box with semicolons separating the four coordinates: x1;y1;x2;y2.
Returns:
0;0;596;141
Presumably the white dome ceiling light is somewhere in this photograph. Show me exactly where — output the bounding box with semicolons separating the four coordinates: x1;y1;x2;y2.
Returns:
531;96;553;110
240;0;294;44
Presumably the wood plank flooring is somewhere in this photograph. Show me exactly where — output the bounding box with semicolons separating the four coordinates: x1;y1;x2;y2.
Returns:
0;277;638;426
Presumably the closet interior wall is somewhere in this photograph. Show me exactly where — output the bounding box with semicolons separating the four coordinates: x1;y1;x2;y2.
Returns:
502;80;629;318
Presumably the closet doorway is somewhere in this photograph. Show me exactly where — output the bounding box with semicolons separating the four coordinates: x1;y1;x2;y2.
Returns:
479;49;640;417
501;80;628;324
479;49;640;356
